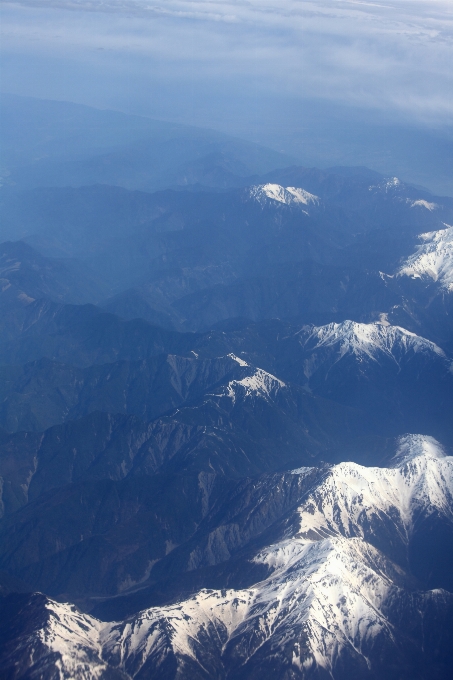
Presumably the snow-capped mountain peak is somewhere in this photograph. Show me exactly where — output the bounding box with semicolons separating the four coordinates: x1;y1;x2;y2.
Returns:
201;354;286;405
391;433;447;467
211;364;286;404
293;446;453;544
397;224;453;291
103;535;402;678
249;183;319;207
19;595;107;679
298;320;448;376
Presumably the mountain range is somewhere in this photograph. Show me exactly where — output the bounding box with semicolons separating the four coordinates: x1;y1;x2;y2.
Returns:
2;438;452;679
0;97;452;679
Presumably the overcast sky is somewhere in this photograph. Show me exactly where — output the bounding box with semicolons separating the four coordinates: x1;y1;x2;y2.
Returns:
1;0;452;133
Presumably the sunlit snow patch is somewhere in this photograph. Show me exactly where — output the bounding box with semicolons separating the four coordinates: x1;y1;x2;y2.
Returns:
206;356;286;404
397;224;453;291
227;352;249;367
290;466;314;476
410;199;438;211
369;177;401;192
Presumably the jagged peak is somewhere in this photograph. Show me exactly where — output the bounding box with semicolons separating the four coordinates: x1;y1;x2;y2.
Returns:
205;359;286;405
224;366;285;402
289;439;453;544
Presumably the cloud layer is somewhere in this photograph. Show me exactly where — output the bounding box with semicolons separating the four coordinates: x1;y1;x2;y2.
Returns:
1;1;452;124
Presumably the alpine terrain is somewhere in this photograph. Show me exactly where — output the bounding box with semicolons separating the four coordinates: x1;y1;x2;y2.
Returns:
0;97;452;679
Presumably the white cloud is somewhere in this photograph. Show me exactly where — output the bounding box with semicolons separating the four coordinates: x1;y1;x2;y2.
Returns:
1;1;452;122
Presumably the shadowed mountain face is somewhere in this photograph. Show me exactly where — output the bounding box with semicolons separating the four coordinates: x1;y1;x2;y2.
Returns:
0;146;452;679
0;400;358;600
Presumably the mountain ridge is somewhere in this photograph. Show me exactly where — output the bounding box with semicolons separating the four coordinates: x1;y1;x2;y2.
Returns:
2;441;452;679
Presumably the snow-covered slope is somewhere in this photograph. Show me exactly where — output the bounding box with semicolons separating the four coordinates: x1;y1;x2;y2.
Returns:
102;439;453;677
208;353;286;404
397;224;453;291
5;437;453;679
101;538;413;679
0;594;111;680
409;199;439;211
368;177;439;205
297;320;451;380
293;434;453;545
249;183;319;207
391;432;447;466
300;320;447;361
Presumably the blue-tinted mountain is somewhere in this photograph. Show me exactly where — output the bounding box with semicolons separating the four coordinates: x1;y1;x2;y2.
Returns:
0;94;295;193
2;170;452;353
0;119;453;680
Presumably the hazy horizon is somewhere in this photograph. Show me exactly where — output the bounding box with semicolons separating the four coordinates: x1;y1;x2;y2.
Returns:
2;2;452;127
